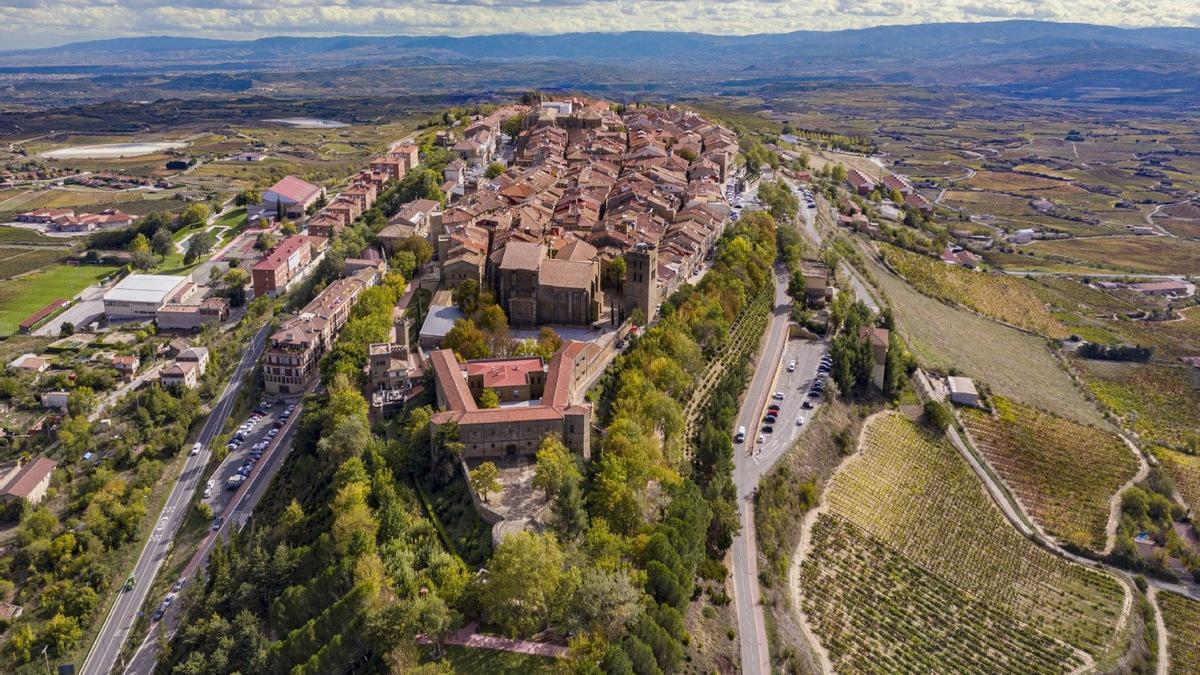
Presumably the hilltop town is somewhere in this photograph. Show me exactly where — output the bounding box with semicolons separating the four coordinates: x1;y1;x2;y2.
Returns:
0;74;1197;675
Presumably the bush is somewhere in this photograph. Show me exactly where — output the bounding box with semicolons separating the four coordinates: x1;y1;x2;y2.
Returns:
924;400;954;432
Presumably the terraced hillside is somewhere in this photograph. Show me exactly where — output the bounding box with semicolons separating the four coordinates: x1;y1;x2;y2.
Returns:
798;414;1128;673
879;243;1069;338
961;396;1140;551
1159;590;1200;674
1076;360;1200;450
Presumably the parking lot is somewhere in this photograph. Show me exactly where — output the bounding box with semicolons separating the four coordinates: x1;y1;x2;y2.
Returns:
199;398;299;526
738;337;829;466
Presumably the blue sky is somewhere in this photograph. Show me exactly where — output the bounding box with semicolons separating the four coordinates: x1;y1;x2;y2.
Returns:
0;0;1195;50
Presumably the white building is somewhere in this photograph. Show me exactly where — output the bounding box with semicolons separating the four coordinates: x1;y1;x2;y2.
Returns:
947;376;982;408
103;274;193;319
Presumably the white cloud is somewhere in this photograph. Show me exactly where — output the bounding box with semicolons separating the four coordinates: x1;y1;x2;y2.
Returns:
0;0;1195;49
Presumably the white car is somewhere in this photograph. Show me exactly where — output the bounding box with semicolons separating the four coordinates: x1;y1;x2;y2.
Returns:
190;442;202;456
796;416;806;426
787;360;797;372
757;434;766;445
773;391;785;400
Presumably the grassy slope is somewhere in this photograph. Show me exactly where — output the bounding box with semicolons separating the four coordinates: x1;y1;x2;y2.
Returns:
862;247;1107;427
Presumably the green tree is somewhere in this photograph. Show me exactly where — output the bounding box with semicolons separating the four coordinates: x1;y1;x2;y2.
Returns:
280;219;298;235
442;319;490;360
397;236;434;269
42;612;82;656
179;203;210;229
469;461;500;503
477;531;568;637
185;230;216;264
129;233;155;270
234;189;261;207
533;434;581;499
151;227;174;257
478;388;500;409
5;623;34;662
924;400;954;432
255;230;277;251
452;279;481;315
484;162;506;179
222;267;249;307
602;256;627;290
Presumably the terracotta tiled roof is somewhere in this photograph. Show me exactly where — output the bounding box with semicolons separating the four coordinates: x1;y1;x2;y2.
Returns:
268;176;322;204
0;457;55;499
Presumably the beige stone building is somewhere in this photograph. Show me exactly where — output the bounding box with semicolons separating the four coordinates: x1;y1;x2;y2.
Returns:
429;342;592;460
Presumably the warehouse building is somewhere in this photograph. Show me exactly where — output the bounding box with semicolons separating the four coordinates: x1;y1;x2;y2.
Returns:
103;274;193;318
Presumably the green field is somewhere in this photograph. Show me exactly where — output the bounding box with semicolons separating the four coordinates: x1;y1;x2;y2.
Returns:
1029;236;1200;275
799;414;1128;672
0;264;119;334
1075;359;1200;450
1159;591;1200;674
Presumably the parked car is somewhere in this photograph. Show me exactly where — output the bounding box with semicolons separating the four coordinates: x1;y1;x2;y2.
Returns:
764;415;777;424
796;416;806;426
787;360;797;372
802;400;814;409
211;516;223;530
172;577;187;592
773;391;785;400
762;425;774;434
757;434;765;445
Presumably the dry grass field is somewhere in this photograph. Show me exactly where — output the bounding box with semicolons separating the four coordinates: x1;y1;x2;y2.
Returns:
862;245;1108;427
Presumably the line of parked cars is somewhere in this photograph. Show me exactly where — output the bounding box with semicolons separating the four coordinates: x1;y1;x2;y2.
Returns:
221;400;297;491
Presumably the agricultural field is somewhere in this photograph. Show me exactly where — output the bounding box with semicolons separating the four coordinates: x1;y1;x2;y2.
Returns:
862;244;1108;427
879;243;1069;338
0;246;69;279
966;169;1070;192
0;263;118;335
1152;446;1200;514
1028;236;1200;275
1104;306;1200;359
0;186;192;222
1158;590;1200;675
1075;359;1200;450
798;414;1127;672
961;396;1139;551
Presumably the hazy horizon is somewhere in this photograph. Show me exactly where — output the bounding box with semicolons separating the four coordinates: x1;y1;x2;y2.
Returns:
1;2;1197;51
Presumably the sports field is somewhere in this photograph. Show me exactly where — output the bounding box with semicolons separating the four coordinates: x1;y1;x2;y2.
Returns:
0;263;118;334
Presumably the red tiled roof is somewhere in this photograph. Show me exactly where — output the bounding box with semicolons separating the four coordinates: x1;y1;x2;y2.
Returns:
430;349;477;412
252;235;325;272
466;358;543;389
267;176;322;204
1;457;55;499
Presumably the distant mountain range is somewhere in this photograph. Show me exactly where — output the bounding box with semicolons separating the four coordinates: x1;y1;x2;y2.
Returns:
3;21;1200;106
5;22;1200;68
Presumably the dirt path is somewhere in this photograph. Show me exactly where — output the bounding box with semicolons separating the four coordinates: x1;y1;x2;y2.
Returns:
1104;433;1151;555
417;621;566;659
1146;587;1170;675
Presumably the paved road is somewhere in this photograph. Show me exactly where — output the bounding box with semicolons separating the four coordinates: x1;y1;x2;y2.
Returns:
35;281;110;336
82;322;271;675
728;270;791;675
121;391;308;675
